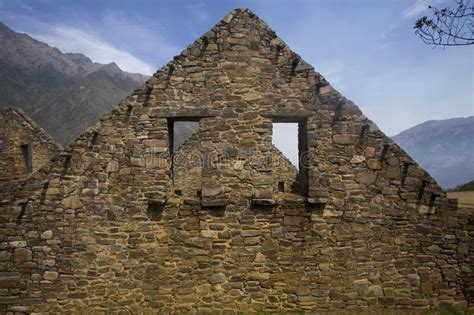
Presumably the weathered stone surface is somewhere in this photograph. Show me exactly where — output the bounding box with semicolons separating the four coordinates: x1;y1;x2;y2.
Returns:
201;186;223;198
0;108;61;200
355;171;377;185
350;155;366;164
0;7;470;314
252;199;275;206
333;134;356;145
14;248;32;263
61;195;82;209
43;271;58;281
209;273;226;284
201;199;228;207
40;230;53;240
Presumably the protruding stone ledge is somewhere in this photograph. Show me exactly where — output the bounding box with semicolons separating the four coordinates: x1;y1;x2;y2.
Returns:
251;198;275;206
306;197;328;205
197;186;229;207
262;111;309;121
149;108;218;119
201;199;228;207
148;199;166;206
418;205;436;214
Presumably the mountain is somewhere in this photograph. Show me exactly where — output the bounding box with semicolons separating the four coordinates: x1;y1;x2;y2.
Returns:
392;116;474;189
0;21;148;145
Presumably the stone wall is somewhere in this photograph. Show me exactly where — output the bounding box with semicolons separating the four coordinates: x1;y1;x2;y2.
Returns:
0;9;472;313
0;108;61;202
173;132;298;198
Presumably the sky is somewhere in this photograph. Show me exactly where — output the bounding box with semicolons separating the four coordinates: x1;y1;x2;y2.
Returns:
0;0;472;163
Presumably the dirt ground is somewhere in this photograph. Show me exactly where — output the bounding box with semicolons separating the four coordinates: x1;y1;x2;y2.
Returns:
447;191;474;208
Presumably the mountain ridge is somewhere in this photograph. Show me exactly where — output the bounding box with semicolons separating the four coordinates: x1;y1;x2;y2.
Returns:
0;21;148;144
392;116;474;189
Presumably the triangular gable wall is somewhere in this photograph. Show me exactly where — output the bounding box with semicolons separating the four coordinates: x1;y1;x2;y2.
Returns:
1;9;471;313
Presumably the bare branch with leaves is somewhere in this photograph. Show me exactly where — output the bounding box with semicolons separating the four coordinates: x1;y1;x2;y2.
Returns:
414;0;474;46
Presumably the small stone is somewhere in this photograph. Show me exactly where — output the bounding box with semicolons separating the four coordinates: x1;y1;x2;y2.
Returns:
355;171;377;185
14;248;32;263
222;13;233;23
418;205;436;214
106;160;119;172
201;199;228;207
333;134;355;145
0;251;11;261
252;199;275;206
323;207;343;217
41;230;53;240
43;259;56;267
43;271;59;280
202;186;223;198
368;285;383;296
242;91;262;101
62;195;82;209
406;273;420;283
364;147;376;157
253;186;272;199
421;282;433;295
367;159;382;170
350;155;365;164
241;230;261;237
209;273;226;284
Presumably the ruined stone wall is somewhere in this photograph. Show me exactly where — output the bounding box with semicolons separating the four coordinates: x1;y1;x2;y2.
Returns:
173;133;298;198
0;108;61;202
0;9;472;313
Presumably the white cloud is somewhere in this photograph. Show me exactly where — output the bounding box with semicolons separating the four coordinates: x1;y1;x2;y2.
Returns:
403;0;444;17
32;26;155;75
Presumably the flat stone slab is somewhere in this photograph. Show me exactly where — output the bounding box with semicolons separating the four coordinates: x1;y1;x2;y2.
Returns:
201;199;228;207
307;197;328;204
252;199;275;206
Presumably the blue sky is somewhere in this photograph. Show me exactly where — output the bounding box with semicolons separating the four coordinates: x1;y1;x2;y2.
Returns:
1;0;472;139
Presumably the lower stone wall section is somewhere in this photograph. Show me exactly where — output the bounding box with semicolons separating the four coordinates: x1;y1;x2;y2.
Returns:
0;198;472;313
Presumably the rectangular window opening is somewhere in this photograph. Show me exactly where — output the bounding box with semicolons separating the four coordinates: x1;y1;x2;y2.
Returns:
278;181;285;192
168;120;200;154
272;119;308;196
148;202;163;221
20;144;32;172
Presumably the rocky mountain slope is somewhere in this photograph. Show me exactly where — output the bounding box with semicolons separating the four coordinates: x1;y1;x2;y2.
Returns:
0;21;148;145
392;116;474;189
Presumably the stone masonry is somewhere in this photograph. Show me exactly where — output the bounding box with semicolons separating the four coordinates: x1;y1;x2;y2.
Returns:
0;108;61;202
173;132;298;199
0;9;472;313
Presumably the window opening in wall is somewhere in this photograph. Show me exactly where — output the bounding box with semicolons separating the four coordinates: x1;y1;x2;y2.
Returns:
272;119;308;195
148;202;163;221
16;201;28;225
278;181;285;192
272;123;299;168
169;120;200;153
20;144;32;172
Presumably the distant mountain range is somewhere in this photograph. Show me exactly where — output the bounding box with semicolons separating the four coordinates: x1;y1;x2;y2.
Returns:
392;116;474;189
0;21;148;145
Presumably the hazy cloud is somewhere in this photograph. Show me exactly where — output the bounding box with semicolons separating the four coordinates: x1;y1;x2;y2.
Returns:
403;0;444;17
32;26;155;74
